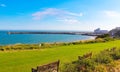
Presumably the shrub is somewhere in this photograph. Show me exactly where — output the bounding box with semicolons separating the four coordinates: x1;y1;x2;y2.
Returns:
110;49;120;60
4;45;12;50
40;43;52;48
0;46;4;51
61;63;78;72
94;52;113;64
94;65;106;72
53;42;65;46
71;41;84;45
104;37;114;41
95;38;105;42
71;58;96;72
85;40;96;44
77;59;96;71
96;34;110;39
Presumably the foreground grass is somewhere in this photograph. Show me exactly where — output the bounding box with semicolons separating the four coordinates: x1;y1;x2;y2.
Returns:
0;40;120;72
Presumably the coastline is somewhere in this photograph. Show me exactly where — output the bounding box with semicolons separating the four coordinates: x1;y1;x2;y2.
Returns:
73;36;96;42
0;35;96;46
0;35;98;52
88;36;96;40
0;31;96;45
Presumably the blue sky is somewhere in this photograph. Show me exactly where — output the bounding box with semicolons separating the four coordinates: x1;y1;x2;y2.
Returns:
0;0;120;31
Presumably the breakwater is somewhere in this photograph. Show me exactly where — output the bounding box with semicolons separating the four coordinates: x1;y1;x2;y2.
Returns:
8;31;101;36
8;31;78;35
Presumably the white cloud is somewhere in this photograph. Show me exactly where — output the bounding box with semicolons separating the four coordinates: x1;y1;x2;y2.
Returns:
0;4;6;7
58;18;81;24
32;8;83;20
104;10;120;17
67;12;84;17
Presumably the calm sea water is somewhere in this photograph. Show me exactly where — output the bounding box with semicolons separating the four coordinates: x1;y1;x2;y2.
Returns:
0;30;94;45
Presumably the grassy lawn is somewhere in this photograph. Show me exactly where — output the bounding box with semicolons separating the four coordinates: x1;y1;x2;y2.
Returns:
0;40;120;72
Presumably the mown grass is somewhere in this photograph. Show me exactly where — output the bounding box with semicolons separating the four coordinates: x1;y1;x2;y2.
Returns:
0;40;120;72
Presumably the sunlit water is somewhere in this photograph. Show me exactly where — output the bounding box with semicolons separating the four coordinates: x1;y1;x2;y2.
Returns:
0;30;95;45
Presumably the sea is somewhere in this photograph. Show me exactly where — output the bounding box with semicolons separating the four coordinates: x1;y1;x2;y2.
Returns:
0;30;95;45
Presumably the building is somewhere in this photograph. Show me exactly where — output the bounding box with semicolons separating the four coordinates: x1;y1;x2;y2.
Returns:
94;28;108;34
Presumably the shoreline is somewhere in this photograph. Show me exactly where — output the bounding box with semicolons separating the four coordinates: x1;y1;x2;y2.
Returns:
73;36;96;42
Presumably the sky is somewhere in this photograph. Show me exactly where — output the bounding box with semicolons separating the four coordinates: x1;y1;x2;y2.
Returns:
0;0;120;31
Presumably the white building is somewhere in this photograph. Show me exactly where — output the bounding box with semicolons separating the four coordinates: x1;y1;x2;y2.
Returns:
94;28;108;34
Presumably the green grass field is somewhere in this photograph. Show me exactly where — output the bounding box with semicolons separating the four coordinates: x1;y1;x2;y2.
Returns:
0;40;120;72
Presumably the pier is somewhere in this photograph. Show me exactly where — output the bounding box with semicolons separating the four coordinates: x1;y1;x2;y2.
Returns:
7;31;102;36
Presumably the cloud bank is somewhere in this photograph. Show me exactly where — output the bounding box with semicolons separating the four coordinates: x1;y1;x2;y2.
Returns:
32;8;83;20
32;8;83;24
104;10;120;17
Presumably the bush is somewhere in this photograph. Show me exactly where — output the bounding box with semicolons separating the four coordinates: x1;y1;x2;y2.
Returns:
94;65;106;72
41;43;52;48
94;52;113;64
85;40;96;44
104;37;114;41
4;45;12;50
95;38;105;42
61;63;78;72
110;49;120;60
96;34;110;39
77;59;96;71
0;46;4;51
63;59;106;72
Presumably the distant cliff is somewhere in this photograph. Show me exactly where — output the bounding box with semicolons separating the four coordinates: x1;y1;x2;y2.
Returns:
114;30;120;38
109;28;120;38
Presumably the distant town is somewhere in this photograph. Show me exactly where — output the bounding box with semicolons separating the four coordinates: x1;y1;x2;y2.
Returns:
94;27;120;37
